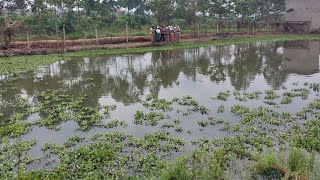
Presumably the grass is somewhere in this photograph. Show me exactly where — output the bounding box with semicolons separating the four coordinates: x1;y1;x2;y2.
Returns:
1;34;320;75
249;148;319;180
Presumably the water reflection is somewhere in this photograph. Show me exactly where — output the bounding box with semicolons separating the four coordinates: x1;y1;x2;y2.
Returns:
283;41;320;75
0;40;320;121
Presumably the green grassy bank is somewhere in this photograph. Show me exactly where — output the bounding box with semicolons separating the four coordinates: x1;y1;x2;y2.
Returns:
1;34;320;75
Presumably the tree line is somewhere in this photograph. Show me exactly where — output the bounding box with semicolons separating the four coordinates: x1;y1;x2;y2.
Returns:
0;0;285;39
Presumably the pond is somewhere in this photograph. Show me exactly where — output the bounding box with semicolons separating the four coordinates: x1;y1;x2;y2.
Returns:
1;40;320;178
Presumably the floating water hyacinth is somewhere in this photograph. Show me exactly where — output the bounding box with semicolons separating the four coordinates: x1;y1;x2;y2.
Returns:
0;64;320;179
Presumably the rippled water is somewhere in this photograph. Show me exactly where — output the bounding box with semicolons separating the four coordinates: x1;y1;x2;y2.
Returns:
1;40;320;166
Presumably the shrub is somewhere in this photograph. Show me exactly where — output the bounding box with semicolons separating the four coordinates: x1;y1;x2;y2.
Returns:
67;31;85;40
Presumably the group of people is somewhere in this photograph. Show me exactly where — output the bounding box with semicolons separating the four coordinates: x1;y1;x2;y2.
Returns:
150;25;181;43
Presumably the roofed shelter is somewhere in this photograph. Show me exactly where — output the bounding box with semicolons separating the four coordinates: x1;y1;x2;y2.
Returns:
285;0;320;33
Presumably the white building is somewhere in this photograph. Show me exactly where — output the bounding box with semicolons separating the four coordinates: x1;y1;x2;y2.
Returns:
285;0;320;33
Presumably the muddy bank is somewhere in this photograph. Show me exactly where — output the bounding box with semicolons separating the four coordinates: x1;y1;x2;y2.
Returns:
0;32;283;57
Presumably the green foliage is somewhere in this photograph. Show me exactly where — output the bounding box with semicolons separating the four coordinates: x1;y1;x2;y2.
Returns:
249;148;318;180
160;151;226;180
249;152;284;179
0;122;31;138
288;148;315;176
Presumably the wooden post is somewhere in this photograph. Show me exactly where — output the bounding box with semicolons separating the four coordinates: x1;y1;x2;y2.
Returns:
27;29;30;49
253;23;255;36
126;23;129;43
95;26;98;45
63;24;66;52
198;23;200;39
216;21;219;34
55;14;59;46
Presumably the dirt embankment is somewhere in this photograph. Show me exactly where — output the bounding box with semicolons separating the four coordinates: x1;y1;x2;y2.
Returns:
0;32;281;57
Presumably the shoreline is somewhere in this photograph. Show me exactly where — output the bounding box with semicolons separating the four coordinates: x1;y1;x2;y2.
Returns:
1;33;320;75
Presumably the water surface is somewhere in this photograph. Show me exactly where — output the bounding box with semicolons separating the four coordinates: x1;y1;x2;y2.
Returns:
1;40;319;168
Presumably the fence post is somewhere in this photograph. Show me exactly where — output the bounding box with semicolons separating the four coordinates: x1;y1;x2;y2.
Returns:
198;24;200;39
216;21;219;34
126;23;129;43
55;15;59;46
63;24;66;52
26;27;30;49
95;26;98;45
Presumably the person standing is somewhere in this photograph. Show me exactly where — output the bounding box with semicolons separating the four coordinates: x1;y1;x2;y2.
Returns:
169;26;174;41
150;26;155;43
160;26;165;41
173;26;177;41
165;26;170;42
176;25;181;41
155;26;161;42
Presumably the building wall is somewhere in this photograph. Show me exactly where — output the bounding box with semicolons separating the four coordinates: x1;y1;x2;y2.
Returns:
285;0;312;22
311;1;320;31
285;0;320;32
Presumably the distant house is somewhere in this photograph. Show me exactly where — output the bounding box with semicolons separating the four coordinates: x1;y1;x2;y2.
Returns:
285;0;320;33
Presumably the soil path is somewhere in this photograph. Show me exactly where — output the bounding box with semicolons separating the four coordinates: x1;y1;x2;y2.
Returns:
0;32;281;57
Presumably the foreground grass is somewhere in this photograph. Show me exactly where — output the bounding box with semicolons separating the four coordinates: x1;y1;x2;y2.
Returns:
1;34;320;75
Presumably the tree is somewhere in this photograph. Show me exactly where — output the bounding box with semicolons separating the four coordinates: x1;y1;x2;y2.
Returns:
146;0;175;26
15;0;28;15
118;0;142;31
175;0;199;24
2;19;20;48
198;0;233;33
82;0;96;16
234;0;258;33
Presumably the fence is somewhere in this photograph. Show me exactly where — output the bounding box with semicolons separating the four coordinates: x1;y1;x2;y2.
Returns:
0;14;283;50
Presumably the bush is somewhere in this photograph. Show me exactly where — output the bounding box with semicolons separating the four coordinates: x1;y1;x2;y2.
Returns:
131;31;148;36
288;148;315;177
160;150;226;180
249;152;284;179
249;148;319;180
67;32;85;40
85;33;96;39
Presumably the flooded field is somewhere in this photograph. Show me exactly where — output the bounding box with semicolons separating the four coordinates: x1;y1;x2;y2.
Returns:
1;40;320;178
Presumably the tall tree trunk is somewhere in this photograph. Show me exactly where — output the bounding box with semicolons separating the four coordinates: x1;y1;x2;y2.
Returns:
77;0;80;27
55;9;58;41
128;7;131;32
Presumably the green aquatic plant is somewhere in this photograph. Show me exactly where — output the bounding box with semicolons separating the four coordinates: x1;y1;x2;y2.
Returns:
310;83;320;92
0;122;32;138
161;123;175;129
142;96;173;111
102;104;117;118
178;95;198;106
217;105;225;113
216;91;230;101
198;120;208;128
264;90;279;100
35;90;103;131
264;100;277;106
281;96;293;104
133;111;166;126
291;120;320;152
175;127;183;133
105;119;127;129
173;119;180;125
209;117;226;126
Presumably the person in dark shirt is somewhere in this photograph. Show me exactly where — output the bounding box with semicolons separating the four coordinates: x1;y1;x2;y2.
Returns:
160;26;166;41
